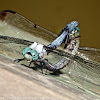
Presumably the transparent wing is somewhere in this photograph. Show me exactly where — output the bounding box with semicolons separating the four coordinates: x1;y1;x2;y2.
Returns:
0;35;29;60
79;47;100;63
1;34;100;96
52;47;100;95
45;45;100;96
0;10;59;67
0;10;57;45
0;35;65;67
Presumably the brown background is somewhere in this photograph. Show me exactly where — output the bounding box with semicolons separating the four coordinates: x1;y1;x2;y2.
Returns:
0;0;100;48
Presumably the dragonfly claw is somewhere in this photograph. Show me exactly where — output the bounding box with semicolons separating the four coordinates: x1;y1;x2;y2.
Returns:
14;58;24;63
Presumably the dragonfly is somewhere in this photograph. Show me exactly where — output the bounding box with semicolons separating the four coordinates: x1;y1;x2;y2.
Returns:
2;11;80;72
0;10;81;72
0;10;100;95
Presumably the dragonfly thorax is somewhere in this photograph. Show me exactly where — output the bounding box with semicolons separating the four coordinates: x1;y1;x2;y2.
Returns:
29;42;47;58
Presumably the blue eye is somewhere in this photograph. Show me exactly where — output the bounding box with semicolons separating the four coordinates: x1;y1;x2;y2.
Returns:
74;27;80;37
75;27;80;32
22;47;31;56
30;50;39;61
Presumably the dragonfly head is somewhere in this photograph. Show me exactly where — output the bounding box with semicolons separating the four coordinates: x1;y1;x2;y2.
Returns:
70;27;80;38
22;47;39;62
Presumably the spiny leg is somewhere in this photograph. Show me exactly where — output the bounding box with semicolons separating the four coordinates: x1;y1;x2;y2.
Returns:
14;58;25;63
45;69;48;75
34;62;40;70
41;67;44;74
29;61;32;67
40;61;44;74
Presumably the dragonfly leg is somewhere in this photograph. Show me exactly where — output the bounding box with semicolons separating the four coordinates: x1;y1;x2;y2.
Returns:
39;61;45;74
29;61;32;67
39;64;43;74
34;62;40;70
41;67;44;74
45;69;48;75
14;58;24;63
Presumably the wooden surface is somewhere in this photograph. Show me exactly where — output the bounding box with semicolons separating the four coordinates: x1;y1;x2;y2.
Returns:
0;55;99;100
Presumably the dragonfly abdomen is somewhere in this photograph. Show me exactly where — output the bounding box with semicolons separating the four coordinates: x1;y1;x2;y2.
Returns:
42;57;70;72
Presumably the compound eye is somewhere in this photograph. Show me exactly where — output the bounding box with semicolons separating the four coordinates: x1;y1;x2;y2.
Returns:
22;47;31;56
32;53;35;56
75;27;80;32
75;30;77;33
30;50;39;61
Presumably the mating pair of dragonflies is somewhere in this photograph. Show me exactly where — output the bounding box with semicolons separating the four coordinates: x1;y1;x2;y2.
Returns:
0;10;100;74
